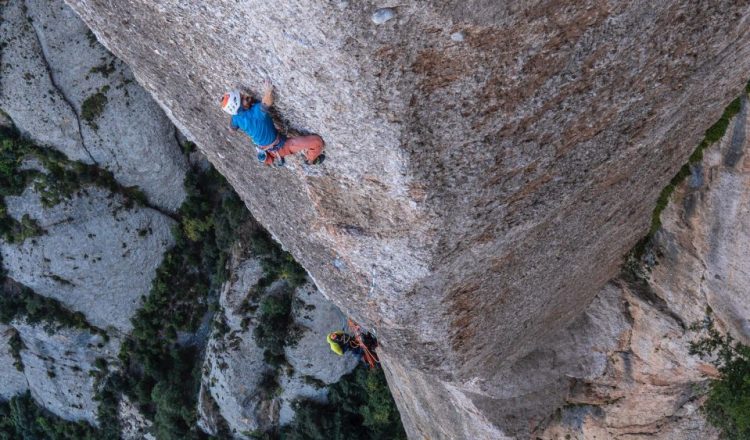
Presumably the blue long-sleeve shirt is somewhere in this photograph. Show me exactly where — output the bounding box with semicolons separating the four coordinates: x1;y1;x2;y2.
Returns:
230;103;278;146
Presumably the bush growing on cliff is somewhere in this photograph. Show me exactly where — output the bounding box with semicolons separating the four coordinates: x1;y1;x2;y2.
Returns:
0;125;148;244
282;367;407;440
690;319;750;439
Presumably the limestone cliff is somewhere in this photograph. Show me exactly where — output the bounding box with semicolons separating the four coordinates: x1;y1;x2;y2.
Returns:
61;1;750;437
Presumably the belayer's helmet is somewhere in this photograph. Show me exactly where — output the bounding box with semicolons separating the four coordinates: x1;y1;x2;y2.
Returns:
221;90;241;115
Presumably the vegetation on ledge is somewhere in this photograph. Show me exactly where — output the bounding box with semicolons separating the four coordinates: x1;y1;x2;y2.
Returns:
0;125;148;244
647;90;744;240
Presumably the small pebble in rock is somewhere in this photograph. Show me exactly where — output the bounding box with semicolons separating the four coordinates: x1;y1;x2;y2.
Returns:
333;258;346;270
451;32;465;42
372;8;396;25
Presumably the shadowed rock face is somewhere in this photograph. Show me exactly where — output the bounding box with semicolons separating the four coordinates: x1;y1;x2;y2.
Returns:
62;0;750;437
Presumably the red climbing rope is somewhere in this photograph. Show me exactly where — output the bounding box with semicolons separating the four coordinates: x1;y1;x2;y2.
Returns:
347;318;379;369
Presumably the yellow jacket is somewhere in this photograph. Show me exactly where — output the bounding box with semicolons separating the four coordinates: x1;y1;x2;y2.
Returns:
327;331;346;355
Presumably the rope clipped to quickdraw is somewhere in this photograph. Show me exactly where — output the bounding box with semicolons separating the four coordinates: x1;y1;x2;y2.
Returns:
347;318;380;369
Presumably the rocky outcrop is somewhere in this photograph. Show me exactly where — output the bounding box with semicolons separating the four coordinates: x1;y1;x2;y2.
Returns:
278;282;359;425
119;396;155;440
1;320;120;424
649;94;750;343
198;255;272;437
198;246;356;438
55;0;750;437
1;185;175;333
0;0;189;429
0;0;187;211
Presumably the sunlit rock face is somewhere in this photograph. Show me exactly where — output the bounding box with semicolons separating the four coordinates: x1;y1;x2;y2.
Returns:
63;0;750;437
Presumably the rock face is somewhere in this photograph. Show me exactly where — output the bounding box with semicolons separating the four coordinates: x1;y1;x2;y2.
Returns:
1;320;120;424
60;1;750;437
198;255;272;437
387;92;750;439
198;247;356;438
1;185;176;333
0;0;189;428
0;0;187;211
650;94;750;343
0;0;186;335
119;396;155;440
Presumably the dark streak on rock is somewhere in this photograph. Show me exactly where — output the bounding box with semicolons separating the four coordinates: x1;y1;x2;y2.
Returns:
724;93;747;168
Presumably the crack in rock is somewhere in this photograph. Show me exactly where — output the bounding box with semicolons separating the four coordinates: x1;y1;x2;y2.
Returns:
23;0;97;165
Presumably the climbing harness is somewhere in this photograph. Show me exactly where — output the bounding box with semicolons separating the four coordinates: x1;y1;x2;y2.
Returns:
347;318;380;369
259;134;286;153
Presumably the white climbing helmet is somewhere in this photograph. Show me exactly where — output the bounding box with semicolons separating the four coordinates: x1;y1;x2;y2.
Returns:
221;90;241;115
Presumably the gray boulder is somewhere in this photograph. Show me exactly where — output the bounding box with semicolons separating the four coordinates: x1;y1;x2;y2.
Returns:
198;255;273;437
1;185;175;333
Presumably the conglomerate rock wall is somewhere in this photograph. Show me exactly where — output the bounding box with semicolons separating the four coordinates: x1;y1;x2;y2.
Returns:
62;1;750;437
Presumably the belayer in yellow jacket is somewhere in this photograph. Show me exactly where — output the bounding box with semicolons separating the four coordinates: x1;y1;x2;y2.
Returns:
326;330;357;356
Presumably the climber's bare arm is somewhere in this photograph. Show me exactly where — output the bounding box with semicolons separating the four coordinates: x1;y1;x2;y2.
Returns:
262;80;273;108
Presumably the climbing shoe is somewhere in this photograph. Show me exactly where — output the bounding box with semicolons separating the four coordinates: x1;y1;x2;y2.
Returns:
304;153;325;166
273;156;285;167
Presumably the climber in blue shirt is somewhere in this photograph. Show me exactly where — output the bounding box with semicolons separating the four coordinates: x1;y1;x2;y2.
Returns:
221;80;325;166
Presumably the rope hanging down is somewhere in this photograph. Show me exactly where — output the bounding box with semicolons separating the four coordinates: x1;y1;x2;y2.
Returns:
347;318;380;369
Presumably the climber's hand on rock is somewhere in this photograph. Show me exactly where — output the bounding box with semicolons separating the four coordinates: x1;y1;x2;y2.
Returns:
262;80;274;107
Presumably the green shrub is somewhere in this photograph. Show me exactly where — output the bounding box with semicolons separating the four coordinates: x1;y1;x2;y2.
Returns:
690;319;750;439
94;374;123;440
8;329;24;372
81;91;108;129
0;280;99;333
254;289;294;367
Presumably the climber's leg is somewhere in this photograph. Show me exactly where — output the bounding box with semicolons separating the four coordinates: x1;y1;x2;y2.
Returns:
276;134;324;164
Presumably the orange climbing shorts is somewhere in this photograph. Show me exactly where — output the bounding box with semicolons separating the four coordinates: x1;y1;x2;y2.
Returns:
264;134;324;165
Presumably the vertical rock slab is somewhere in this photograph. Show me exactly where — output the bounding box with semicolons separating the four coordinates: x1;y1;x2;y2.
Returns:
63;0;750;437
1;185;176;333
198;256;274;437
198;248;357;436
